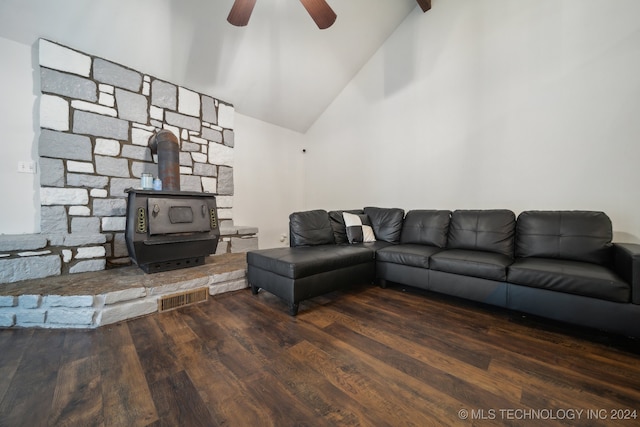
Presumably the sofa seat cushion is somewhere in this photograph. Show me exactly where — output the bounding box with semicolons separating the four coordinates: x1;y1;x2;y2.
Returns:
507;258;630;303
247;245;374;280
430;249;513;281
376;244;442;269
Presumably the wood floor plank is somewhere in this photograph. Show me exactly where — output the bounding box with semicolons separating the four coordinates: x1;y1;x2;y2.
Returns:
203;319;273;381
98;324;158;427
330;288;495;370
167;337;267;426
308;300;523;402
155;309;199;345
0;328;33;404
249;296;469;425
129;315;185;385
189;298;329;424
1;285;638;426
174;302;227;343
182;302;270;380
233;290;420;425
242;369;330;427
221;291;304;349
302;322;478;425
357;284;500;331
0;329;65;427
488;355;640;410
478;326;640;409
48;355;103;427
322;321;520;415
288;338;447;426
212;293;426;425
148;370;213;427
370;287;640;409
219;292;401;425
519;383;634;427
485;322;640;387
279;341;385;426
181;299;313;425
59;329;102;365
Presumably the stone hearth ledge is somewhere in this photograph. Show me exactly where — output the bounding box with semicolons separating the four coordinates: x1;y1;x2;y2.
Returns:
0;224;258;284
0;253;248;329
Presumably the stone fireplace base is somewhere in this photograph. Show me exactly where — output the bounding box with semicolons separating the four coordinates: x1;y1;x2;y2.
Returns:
0;223;257;284
0;253;248;329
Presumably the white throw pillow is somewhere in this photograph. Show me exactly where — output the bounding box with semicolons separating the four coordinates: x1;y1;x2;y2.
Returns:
343;212;376;243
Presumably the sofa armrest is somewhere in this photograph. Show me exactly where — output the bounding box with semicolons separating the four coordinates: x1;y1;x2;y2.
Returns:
612;243;640;304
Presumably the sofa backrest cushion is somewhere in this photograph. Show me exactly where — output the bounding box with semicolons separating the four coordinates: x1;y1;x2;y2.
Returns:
329;209;364;244
516;211;613;265
448;210;516;257
363;207;405;243
289;209;335;247
400;210;451;247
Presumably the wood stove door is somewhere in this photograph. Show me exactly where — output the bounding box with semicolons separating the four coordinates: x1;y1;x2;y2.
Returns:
147;197;212;235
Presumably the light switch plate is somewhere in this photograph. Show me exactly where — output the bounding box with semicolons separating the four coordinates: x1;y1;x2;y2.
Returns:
17;161;37;174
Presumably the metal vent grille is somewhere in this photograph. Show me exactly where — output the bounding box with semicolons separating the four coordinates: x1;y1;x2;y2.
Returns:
158;288;209;312
136;207;147;233
210;208;218;229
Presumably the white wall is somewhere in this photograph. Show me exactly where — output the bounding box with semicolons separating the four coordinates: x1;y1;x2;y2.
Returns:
304;0;640;243
233;113;306;248
0;37;39;234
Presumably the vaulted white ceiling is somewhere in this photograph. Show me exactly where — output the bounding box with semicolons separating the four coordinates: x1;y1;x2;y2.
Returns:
0;0;421;132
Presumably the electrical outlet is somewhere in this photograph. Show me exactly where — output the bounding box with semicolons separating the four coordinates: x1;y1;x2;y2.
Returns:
17;161;37;174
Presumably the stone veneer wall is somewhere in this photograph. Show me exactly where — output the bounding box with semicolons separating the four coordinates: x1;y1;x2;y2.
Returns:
0;39;258;284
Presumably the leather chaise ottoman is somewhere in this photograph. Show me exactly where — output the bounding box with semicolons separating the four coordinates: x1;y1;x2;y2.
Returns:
246;210;377;315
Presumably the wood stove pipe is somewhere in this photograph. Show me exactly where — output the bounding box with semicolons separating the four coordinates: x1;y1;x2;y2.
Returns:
149;130;180;191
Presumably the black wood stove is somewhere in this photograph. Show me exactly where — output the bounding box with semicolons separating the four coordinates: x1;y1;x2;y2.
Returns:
125;189;220;273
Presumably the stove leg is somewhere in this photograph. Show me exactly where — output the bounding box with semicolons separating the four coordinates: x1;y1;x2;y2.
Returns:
250;284;260;295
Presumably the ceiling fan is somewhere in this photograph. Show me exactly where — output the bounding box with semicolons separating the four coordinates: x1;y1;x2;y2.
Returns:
227;0;431;30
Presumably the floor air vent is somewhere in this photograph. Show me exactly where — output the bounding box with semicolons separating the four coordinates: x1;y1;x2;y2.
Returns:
158;288;209;312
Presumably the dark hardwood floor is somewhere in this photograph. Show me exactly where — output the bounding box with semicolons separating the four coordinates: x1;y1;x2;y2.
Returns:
1;283;639;426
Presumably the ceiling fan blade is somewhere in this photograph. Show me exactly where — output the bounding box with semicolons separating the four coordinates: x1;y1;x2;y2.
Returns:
227;0;257;27
416;0;431;12
299;0;337;30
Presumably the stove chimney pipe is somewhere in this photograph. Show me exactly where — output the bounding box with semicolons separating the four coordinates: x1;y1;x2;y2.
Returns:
149;130;180;191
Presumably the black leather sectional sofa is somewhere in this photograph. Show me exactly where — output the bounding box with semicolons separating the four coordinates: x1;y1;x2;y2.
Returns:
246;208;640;337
